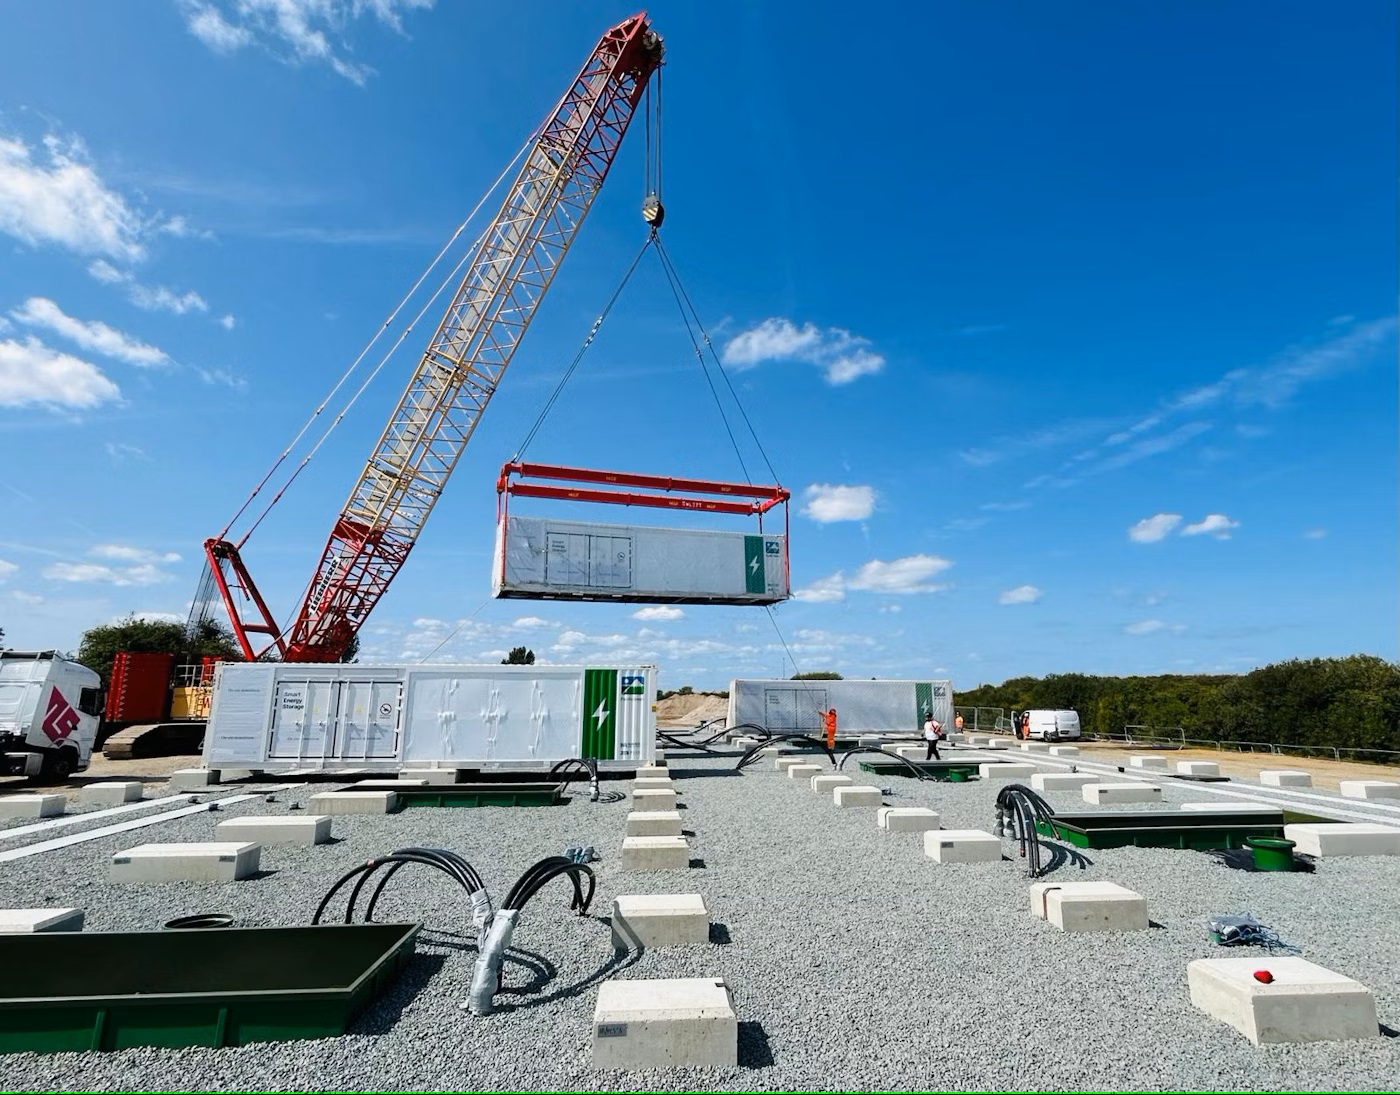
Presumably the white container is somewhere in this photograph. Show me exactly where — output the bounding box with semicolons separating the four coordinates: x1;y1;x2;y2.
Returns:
726;678;953;736
203;662;656;773
494;515;788;605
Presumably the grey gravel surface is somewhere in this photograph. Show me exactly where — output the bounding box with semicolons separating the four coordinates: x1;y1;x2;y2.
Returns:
0;749;1397;1091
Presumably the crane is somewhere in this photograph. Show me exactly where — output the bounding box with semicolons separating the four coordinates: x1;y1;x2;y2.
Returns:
203;13;665;663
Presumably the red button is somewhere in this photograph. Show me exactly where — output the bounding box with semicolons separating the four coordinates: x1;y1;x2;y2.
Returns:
1253;970;1274;984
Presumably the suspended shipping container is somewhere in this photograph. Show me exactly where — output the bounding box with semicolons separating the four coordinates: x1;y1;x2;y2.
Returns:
727;677;954;736
493;515;789;605
202;662;657;772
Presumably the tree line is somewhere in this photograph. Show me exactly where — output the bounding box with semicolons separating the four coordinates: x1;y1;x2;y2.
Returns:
956;655;1400;753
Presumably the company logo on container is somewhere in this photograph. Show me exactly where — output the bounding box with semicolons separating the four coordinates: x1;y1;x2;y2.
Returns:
622;675;646;697
42;688;80;743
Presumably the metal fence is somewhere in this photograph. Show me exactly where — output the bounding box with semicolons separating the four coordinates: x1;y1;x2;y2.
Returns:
1086;724;1400;766
953;706;1004;731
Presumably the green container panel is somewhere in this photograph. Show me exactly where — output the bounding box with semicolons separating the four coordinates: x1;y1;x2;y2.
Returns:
1035;816;1286;850
857;760;982;781
0;923;419;1054
394;782;563;808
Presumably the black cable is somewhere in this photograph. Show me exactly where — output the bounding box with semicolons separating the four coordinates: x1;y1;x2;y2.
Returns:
836;746;929;781
734;732;836;771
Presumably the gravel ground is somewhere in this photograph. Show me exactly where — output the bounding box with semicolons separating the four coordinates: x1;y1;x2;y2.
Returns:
0;746;1398;1092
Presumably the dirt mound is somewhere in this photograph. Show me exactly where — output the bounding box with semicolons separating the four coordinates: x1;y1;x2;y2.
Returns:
655;691;729;727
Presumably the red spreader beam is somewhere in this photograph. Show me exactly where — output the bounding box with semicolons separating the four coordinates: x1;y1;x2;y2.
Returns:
498;462;789;515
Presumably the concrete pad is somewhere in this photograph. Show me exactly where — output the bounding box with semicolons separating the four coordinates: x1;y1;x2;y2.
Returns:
1082;782;1161;805
965;735;989;746
1177;760;1220;777
215;815;331;846
0;908;84;933
632;788;678;808
774;756;807;772
401;768;459;785
1181;801;1280;813
0;794;64;819
1260;769;1312;788
80;781;143;806
877;806;940;832
1339;781;1400;800
1048;745;1080;757
354;779;429;789
1285;822;1400;858
810;774;854;795
621;835;690;871
110;841;261;883
635;765;668;779
1188;956;1378;1044
1129;755;1168;771
978;762;1035;780
946;733;968;744
1030;881;1147;932
893;745;926;760
1031;772;1096;792
611;894;709;948
633;777;675;791
833;785;882;807
593;977;736;1068
308;790;399;814
169;769;217;791
924;829;1001;863
653;750;666;763
1019;741;1048;752
981;738;1010;751
787;764;824;780
626;810;683;838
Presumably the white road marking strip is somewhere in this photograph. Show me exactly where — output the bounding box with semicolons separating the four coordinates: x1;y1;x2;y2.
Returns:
0;794;199;842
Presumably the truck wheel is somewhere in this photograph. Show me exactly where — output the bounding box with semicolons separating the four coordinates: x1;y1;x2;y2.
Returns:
37;748;77;785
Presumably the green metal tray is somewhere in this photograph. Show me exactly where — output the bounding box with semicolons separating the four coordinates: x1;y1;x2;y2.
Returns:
1035;808;1286;850
857;759;982;781
394;782;564;807
0;922;420;1053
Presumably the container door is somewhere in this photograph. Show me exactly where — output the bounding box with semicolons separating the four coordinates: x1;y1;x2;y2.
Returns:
333;680;402;760
764;687;796;730
546;531;589;586
794;688;828;731
268;679;336;760
591;535;632;589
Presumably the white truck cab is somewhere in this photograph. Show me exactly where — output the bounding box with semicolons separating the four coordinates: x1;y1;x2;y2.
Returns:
1018;709;1082;742
0;650;102;782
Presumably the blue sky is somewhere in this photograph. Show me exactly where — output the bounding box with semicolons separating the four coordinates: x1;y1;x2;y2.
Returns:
0;1;1394;692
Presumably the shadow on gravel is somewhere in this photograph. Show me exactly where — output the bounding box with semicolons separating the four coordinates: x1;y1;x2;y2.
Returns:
493;937;643;1014
688;857;707;869
708;922;731;945
354;952;448;1035
682;829;697;837
243;868;280;881
738;1021;775;1068
668;769;743;780
1036;841;1094;875
1207;848;1317;874
1379;1024;1398;1039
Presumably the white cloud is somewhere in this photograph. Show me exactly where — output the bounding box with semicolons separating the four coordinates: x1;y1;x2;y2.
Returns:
1128;513;1182;543
12;297;171;368
999;584;1041;605
41;543;181;586
849;554;952;594
105;441;147;462
0;134;146;260
0;336;121;409
10;590;43;604
511;615;552;629
90;544;181;564
87;259;125;284
86;260;210;315
1181;514;1240;539
122;611;184;624
878;603;902;614
1125;619;1166;635
180;0;434;85
0;559;17;581
632;606;684;621
801;483;875;523
721;317;885;385
219;314;236;330
979;500;1030;513
1303;528;1327;540
792;573;847;603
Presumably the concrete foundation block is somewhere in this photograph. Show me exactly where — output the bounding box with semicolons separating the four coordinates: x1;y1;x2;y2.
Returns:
1030;881;1148;932
621;835;690;871
787;764;823;780
168;769;216;791
924;829;1001;864
1177;760;1220;777
1181;801;1279;813
1339;781;1400;801
80;781;143;806
1031;772;1096;792
0;908;84;933
626;810;683;838
981;738;1010;751
653;750;666;763
611;894;709;948
215;815;332;846
1260;769;1312;788
110;841;261;883
979;762;1035;780
633;788;679;808
811;774;854;795
1284;822;1400;858
1019;741;1048;752
401;768;459;785
877;806;939;832
1048;745;1080;757
775;756;808;772
894;745;926;760
0;794;65;819
1188;956;1378;1045
1082;782;1162;805
593;977;736;1068
832;785;882;807
308;790;399;814
857;735;884;748
633;777;675;791
965;735;988;746
635;765;668;779
1128;755;1168;771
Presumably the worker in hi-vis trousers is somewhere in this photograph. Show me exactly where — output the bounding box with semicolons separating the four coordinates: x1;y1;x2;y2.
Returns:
822;707;837;750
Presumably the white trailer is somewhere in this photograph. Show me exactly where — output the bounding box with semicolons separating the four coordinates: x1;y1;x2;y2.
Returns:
0;650;103;781
202;661;657;772
727;677;953;737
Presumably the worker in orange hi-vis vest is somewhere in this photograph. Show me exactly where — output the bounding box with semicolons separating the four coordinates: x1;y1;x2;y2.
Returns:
954;712;964;733
822;707;838;749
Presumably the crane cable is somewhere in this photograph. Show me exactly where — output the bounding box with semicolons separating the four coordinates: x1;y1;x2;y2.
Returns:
217;126;540;546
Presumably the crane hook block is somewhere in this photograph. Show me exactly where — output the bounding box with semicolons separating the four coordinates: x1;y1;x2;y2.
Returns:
642;195;665;228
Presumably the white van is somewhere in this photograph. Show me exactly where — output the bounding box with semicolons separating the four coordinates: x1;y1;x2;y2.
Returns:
1018;709;1081;742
